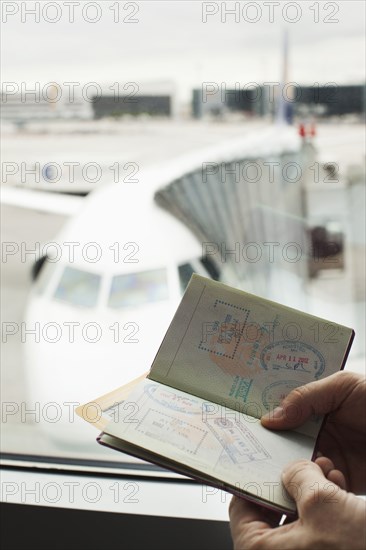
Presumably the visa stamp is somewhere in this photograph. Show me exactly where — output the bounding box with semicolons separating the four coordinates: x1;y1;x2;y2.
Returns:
262;380;304;411
206;417;270;463
198;300;250;360
229;376;253;402
260;341;325;379
136;408;208;455
144;383;201;415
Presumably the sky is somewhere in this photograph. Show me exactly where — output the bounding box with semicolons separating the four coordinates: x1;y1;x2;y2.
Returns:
1;1;365;103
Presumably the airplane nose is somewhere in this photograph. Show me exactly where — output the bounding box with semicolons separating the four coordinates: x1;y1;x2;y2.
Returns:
23;306;173;447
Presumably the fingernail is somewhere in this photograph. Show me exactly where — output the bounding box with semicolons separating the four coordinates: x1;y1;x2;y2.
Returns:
272;406;284;419
262;406;284;420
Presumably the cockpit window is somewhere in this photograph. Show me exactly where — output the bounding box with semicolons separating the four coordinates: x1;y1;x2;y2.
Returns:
178;262;196;293
35;259;57;296
178;258;221;294
201;256;220;281
54;266;101;308
108;268;169;309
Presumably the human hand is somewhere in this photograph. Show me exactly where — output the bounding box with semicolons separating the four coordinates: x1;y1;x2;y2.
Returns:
229;459;366;550
261;371;366;494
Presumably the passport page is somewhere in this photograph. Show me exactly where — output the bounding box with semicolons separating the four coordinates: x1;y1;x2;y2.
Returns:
104;378;315;512
148;274;354;438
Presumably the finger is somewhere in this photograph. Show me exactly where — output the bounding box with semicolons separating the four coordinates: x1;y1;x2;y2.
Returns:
327;469;347;490
315;456;336;476
229;496;299;550
261;371;358;430
229;496;281;526
315;457;347;490
282;459;343;518
229;496;280;540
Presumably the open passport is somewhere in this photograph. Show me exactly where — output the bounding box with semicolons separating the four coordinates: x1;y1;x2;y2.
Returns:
77;274;354;514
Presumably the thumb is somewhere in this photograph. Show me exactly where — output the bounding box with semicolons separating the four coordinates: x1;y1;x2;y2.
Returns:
282;459;343;518
261;371;355;430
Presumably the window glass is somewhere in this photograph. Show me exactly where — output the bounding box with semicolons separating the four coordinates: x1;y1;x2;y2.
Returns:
54;266;101;308
178;263;195;293
34;259;57;296
1;0;364;474
108;268;168;308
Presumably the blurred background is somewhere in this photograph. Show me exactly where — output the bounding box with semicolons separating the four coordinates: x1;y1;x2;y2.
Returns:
1;1;365;465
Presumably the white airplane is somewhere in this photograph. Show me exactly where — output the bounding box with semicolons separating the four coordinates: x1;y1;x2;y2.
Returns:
2;125;306;447
3;184;214;446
